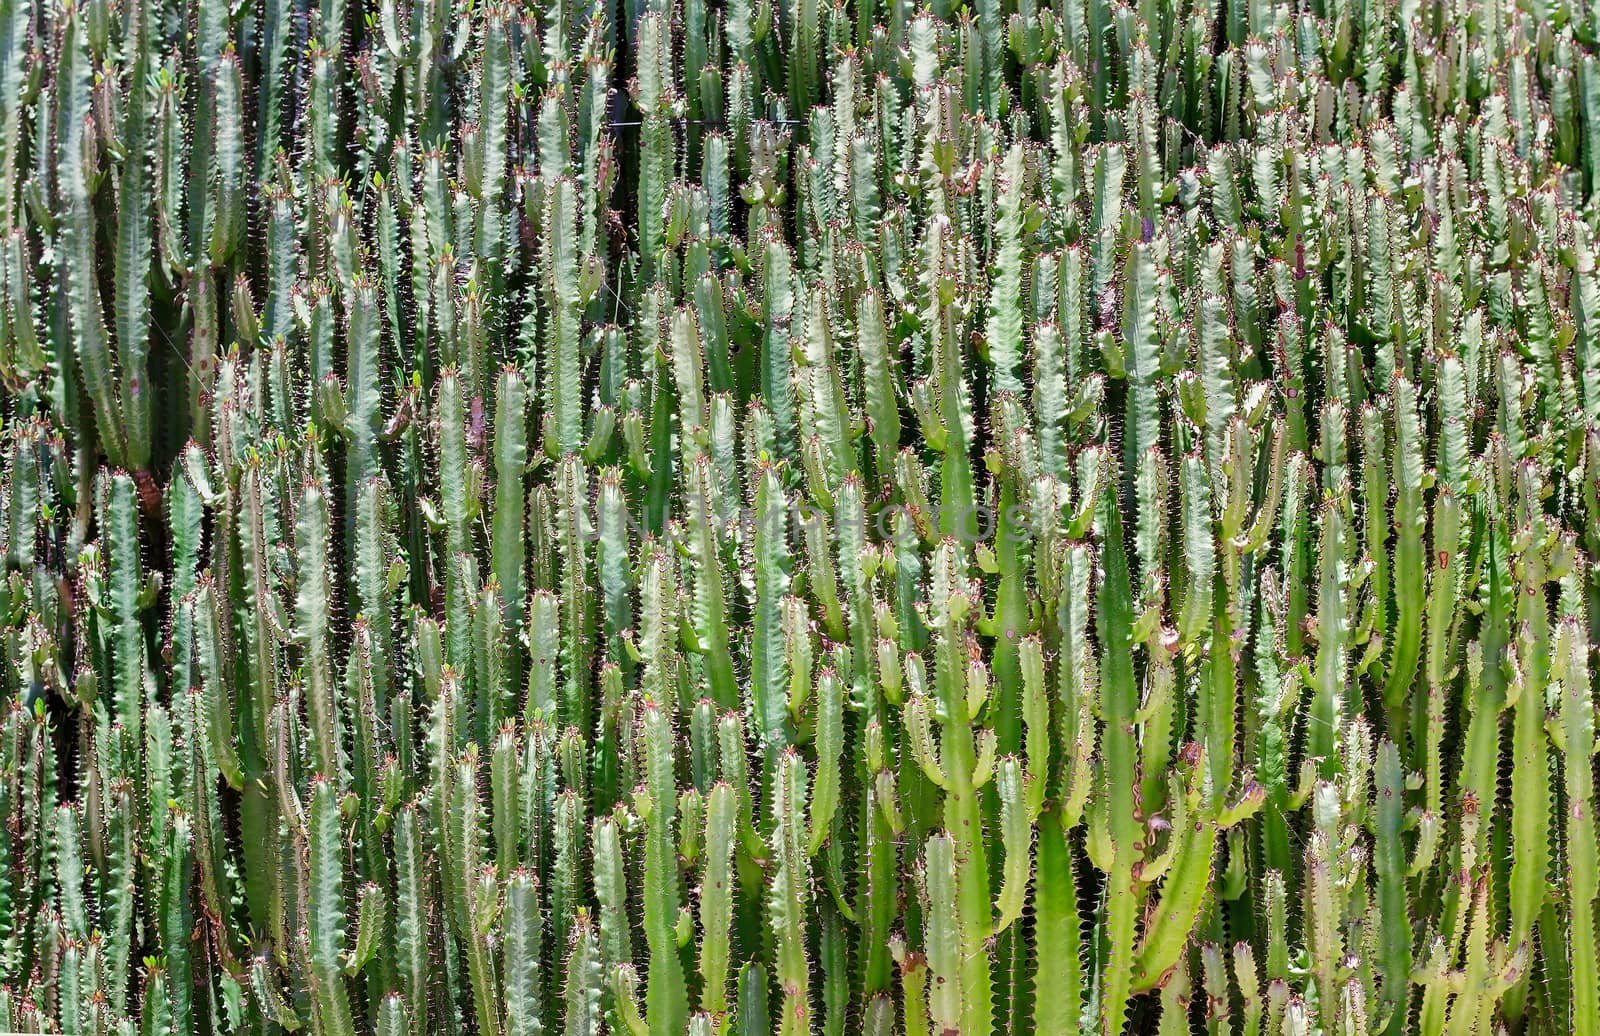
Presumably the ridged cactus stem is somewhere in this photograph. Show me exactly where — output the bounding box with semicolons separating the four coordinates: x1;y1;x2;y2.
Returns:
308;778;355;1036
1556;621;1599;1036
1096;494;1142;1035
770;750;812;1036
699;783;737;1027
297;480;343;782
906;547;997;1035
640;702;688;1036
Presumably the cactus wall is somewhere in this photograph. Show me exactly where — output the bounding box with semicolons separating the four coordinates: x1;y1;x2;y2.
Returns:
2;0;1600;1032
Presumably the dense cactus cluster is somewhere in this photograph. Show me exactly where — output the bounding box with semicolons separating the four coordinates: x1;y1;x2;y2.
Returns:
6;0;1600;1032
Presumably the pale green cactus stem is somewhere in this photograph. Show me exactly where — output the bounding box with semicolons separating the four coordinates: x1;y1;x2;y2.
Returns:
60;8;129;467
1307;499;1347;775
101;786;137;1014
593;812;632;970
146;703;175;877
672;307;709;466
527;592;561;722
800;290;858;491
1109;509;1245;1006
762;238;799;459
492;727;522;878
232;463;287;893
106;472;147;766
801;509;844;647
596;468;635;673
1304;784;1345;1034
924;218;978;539
1094;490;1142;1036
550;789;583;970
1201;572;1238;808
493;366;529;638
752;464;794;766
191;581;244;791
984;144;1026;394
1176;451;1214;647
1121;242;1161;512
555;456;594;730
698;783;737;1027
1382;378;1426;744
348;629;389;877
1434;858;1527;1036
639;702;688;1036
1137;637;1177;821
1458;522;1512;873
501;871;543;1036
1032;802;1084;1031
450;751;503;1036
637;547;679;714
1032;322;1068;478
1133;447;1166;612
564;915;604;1036
634;14;671;286
1155;952;1190;1035
1057;542;1096;826
377;994;411;1036
613;963;648;1036
56;805;86;958
308;778;355;1036
438;369;477;689
770;749;812;1036
986;452;1032;762
1233;943;1261;1036
113;0;155;462
349;882;387;979
1553;620;1600;1036
903;540;1017;1035
344;276;383;511
394;806;430;1036
687;458;738;711
1130;750;1263;992
1503;469;1551;1031
782;596;814;729
1216;420;1283;634
807;668;844;856
296;480;343;782
857;291;901;464
1422;486;1461;821
250;954;297;1032
856;719;900;1004
921;832;961;1035
136;965;171;1036
472;9;511;259
991;757;1033;934
182;674;240;968
212;47;251;269
545;178;583;457
1373;740;1412;1034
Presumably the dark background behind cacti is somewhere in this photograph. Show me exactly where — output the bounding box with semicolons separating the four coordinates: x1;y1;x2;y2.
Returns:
2;0;1599;1032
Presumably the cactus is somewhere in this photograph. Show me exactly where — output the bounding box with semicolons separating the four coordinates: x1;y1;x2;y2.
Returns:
769;749;812;1036
639;703;688;1036
308;778;355;1036
9;2;1600;1034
